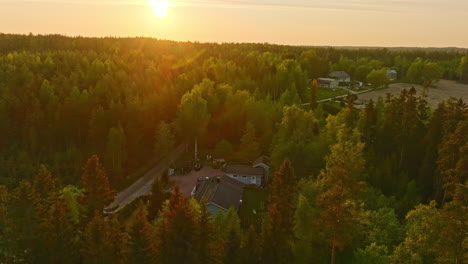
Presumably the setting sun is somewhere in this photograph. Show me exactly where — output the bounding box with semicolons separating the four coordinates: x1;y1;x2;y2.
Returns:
147;0;172;18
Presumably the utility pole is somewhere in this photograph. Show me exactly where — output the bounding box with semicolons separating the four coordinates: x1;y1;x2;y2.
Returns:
194;138;198;161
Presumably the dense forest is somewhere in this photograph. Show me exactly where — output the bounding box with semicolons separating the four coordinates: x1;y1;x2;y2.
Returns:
0;34;466;264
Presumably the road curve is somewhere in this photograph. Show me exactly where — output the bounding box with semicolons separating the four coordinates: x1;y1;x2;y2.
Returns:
105;142;187;213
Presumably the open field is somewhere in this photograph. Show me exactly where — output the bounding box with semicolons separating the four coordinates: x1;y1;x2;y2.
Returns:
357;80;468;107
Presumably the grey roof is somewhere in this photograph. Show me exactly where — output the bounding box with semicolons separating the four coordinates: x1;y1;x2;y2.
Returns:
318;78;336;84
226;165;264;176
253;155;270;166
194;175;245;211
328;71;350;78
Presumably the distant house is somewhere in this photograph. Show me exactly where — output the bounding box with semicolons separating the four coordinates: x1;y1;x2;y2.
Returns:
193;175;245;215
387;69;397;81
225;165;264;186
317;78;339;89
328;71;351;82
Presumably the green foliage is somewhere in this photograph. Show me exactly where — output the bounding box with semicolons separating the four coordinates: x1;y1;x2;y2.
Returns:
154;122;175;160
271;105;319;178
355;243;390;264
367;68;389;88
127;202;155;264
406;58;442;85
81;155;116;214
262;159;298;264
82;212;128;264
458;55;468;83
213;139;234;158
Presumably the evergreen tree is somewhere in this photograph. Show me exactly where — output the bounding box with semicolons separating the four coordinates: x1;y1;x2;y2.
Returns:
127;201;155;264
317;129;366;264
154;121;175;160
81;155;116;214
148;178;169;220
437;120;467;204
196;200;217;264
310;79;318;110
221;208;242;264
262;159;298;264
241;225;259;264
155;186;199;264
105;123;126;180
82;212;128;264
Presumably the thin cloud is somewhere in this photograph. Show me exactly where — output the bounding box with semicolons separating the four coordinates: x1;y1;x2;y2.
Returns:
4;0;467;13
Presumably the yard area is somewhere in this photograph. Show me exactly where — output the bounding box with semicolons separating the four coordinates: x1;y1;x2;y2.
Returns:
317;88;350;101
239;187;269;227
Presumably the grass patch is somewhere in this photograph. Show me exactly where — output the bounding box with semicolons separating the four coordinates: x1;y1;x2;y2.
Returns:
317;88;349;100
239;187;269;227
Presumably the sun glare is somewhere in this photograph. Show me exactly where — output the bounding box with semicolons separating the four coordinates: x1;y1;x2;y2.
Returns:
147;0;172;18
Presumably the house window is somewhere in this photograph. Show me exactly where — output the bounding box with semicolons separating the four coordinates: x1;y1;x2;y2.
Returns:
233;175;238;178
242;175;247;178
251;176;255;180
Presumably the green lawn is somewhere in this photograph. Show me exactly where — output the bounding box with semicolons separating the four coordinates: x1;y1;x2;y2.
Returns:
316;88;349;100
239;187;269;227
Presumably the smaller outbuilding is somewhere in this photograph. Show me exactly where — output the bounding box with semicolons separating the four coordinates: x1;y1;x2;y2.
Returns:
317;78;339;89
387;69;397;81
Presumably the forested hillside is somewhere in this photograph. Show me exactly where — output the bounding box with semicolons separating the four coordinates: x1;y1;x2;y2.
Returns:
0;34;466;264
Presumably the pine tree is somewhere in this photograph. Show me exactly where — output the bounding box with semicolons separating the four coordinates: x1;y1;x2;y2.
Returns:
155;186;199;264
127;201;155;264
221;208;242;264
262;159;298;264
40;198;79;264
82;212;128;264
437;120;467;204
0;185;14;262
241;225;259;264
310;79;318;110
105;123;126;181
154;121;175;160
317;129;366;264
148;178;169;220
81;155;116;214
237;122;261;161
196;201;217;264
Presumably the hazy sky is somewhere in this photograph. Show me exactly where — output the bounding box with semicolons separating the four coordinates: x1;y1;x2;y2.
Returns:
1;0;468;47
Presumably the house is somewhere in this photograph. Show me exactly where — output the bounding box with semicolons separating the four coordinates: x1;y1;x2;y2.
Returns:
328;71;351;82
193;175;245;215
252;155;270;183
387;69;397;81
317;78;339;89
225;165;264;186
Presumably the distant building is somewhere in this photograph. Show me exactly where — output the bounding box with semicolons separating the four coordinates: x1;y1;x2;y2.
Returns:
328;71;351;82
252;155;270;183
225;165;264;186
193;175;245;215
387;69;397;81
317;78;339;89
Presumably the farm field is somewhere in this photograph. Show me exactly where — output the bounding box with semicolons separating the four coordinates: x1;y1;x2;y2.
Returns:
357;79;468;107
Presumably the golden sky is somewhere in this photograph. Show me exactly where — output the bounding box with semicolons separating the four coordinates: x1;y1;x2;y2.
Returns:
1;0;468;47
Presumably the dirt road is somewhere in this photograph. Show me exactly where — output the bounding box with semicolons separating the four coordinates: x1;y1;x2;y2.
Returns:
105;143;187;213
